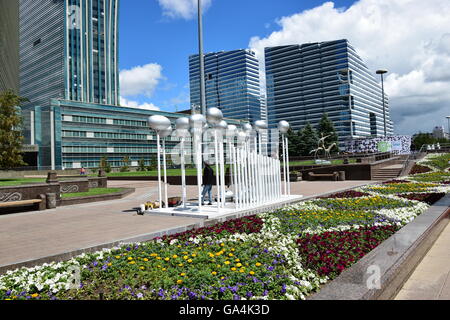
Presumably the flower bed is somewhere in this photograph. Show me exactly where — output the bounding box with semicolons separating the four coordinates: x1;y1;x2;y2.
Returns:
0;154;449;301
409;164;431;175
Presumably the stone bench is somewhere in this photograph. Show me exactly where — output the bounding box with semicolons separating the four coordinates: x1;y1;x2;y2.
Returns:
0;195;46;211
308;171;339;181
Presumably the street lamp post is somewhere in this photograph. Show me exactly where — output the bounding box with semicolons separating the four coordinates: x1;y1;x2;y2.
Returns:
197;0;206;116
376;69;388;137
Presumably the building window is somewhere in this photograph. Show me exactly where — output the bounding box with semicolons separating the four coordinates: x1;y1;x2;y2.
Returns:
33;39;41;47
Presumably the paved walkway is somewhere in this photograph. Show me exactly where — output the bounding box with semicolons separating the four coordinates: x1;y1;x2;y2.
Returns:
395;220;450;300
0;179;373;270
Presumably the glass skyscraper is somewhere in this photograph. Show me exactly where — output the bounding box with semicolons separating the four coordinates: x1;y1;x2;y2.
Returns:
189;49;264;123
19;0;119;107
16;0;119;168
0;0;20;93
265;39;394;148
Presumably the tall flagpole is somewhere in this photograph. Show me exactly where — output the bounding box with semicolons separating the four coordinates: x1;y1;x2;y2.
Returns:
198;0;206;116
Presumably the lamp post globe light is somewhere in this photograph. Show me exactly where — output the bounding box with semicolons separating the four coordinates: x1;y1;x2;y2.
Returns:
189;113;207;211
376;69;388;137
278;120;291;196
206;107;223;125
159;126;172;209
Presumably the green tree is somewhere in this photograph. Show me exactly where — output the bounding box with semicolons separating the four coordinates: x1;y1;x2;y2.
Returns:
120;156;130;172
283;128;301;157
0;90;28;169
317;113;339;153
147;154;158;171
411;133;449;150
138;158;146;172
99;155;111;173
298;122;319;156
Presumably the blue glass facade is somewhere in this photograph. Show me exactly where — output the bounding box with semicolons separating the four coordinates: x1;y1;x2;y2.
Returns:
265;40;394;148
17;0;120;168
189;49;265;123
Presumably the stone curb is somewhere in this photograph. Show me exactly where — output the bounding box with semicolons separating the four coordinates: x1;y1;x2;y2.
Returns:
308;193;450;300
59;188;135;206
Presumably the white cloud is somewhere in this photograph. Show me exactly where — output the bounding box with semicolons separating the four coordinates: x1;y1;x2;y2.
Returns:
119;63;164;97
120;96;160;111
157;0;212;20
249;0;450;135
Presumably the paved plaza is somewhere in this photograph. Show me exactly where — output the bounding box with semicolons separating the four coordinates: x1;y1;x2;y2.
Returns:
395;221;450;300
0;180;373;269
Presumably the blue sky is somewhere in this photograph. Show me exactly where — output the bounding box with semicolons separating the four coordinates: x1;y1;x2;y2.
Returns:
119;0;356;112
118;0;450;135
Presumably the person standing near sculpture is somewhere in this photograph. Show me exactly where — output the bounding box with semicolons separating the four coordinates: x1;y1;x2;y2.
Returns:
202;162;215;205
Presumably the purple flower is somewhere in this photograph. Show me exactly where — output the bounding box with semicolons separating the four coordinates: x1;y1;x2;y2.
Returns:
219;287;226;293
5;290;11;296
267;266;274;271
158;289;165;297
229;286;238;293
101;265;107;271
137;293;144;299
93;261;98;267
263;290;269;296
246;292;253;298
233;294;241;300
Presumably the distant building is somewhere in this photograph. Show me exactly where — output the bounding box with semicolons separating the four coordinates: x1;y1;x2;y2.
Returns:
189;49;265;123
432;126;448;139
265;39;394;148
0;0;20;93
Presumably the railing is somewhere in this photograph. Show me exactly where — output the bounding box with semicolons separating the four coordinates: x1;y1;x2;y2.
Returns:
399;143;450;176
289;152;394;164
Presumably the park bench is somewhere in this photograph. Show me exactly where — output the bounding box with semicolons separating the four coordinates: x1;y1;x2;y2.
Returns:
308;171;339;181
0;195;46;212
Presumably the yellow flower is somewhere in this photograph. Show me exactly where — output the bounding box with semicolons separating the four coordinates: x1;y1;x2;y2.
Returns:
231;267;237;271
188;259;193;263
162;268;167;271
178;263;184;267
143;258;149;262
177;280;183;285
228;253;234;257
236;263;242;267
183;255;188;260
180;273;186;277
31;293;39;298
224;261;230;265
150;253;157;257
140;267;145;270
128;257;133;261
220;243;225;247
209;253;215;258
115;255;121;259
217;264;221;268
249;271;255;275
156;257;162;260
191;253;197;257
164;257;170;261
129;261;136;265
235;259;240;262
256;262;262;267
211;271;217;276
239;269;245;273
108;263;112;267
231;248;235;252
172;255;178;259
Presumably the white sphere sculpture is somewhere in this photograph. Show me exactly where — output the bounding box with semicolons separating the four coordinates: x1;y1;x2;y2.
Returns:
278;120;290;135
254;120;268;132
189;114;206;130
206;107;223;125
216;120;228;131
175;117;190;130
243;123;253;133
159;126;173;138
148;115;171;131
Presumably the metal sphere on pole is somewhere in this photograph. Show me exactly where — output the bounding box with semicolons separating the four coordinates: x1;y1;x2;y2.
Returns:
376;69;388;137
278;120;290;196
197;0;206;116
159;126;172;209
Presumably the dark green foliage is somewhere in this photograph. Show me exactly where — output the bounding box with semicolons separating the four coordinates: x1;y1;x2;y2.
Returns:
120;156;130;172
317;113;339;153
298;122;319;156
0;90;28;169
99;155;111;173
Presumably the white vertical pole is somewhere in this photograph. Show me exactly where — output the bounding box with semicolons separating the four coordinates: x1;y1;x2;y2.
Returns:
219;134;226;207
231;143;238;209
156;133;162;208
163;139;169;208
214;130;220;211
196;130;202;211
236;147;241;209
181;137;187;208
282;134;287;195
252;151;257;205
285;136;291;196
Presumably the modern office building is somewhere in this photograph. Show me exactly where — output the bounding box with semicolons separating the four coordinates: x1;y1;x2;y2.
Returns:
189;49;265;123
265;39;394;148
16;0;120;168
0;0;20;93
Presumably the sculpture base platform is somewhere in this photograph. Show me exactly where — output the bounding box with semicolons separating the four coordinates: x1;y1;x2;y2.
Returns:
144;195;303;219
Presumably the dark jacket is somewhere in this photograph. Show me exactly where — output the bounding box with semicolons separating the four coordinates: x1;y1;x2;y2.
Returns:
203;166;215;186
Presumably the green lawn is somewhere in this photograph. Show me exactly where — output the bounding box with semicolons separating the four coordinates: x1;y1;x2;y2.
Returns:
0;178;46;187
61;188;125;198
